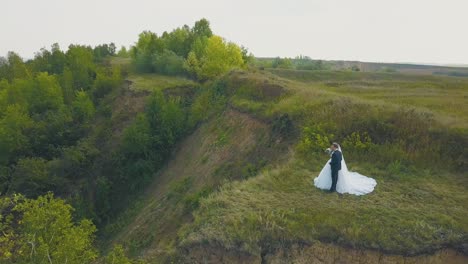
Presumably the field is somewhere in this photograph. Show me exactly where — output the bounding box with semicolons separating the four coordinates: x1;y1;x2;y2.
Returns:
105;67;468;262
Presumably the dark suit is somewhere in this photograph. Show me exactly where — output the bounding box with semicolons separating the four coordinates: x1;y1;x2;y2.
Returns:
329;150;342;192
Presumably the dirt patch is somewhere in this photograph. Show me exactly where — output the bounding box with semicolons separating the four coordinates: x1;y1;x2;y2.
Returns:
182;242;468;264
180;244;261;264
229;71;288;101
259;82;286;99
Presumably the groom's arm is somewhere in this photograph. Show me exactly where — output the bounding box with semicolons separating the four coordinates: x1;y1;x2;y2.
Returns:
330;152;338;166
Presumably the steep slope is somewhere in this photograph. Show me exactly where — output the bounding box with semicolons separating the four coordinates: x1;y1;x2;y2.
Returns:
106;106;291;260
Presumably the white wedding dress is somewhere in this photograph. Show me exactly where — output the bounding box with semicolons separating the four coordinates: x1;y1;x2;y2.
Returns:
314;146;376;195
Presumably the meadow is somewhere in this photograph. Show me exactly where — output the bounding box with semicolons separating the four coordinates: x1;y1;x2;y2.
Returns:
175;68;468;259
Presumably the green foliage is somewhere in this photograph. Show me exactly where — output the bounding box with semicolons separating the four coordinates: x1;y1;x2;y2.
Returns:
189;79;229;125
30;43;67;75
297;125;333;158
10;158;58;197
117;46;130;57
342;132;373;152
294;56;329;70
162;25;193;57
129;18;245;80
0;52;31;82
0;41;121;215
152;49;185;76
104;244;146;264
0;105;33;164
93;43;116;62
117;90;187;195
185;35;245;80
72;90;95;122
61;66;75;104
271;57;293;69
66;45;96;90
191;18;213;40
92;67;122;100
0;193;97;263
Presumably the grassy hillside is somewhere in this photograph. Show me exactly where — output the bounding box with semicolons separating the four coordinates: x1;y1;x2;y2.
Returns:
103;68;467;262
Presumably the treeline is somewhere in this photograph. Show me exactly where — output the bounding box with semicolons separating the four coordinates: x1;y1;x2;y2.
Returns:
255;55;330;70
129;18;251;80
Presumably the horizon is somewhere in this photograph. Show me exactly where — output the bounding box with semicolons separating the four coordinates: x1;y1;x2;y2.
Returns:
2;0;468;65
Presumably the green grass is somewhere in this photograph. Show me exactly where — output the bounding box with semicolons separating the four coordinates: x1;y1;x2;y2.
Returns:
231;70;468;128
180;158;467;256
176;69;468;257
127;73;196;92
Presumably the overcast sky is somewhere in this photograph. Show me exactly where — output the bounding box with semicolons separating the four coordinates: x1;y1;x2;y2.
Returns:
2;0;467;64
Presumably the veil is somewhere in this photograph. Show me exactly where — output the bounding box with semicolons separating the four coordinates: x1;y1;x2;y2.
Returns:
334;143;349;173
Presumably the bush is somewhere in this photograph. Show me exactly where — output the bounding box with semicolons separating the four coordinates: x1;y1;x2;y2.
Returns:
92;69;121;100
342;132;373;153
152;49;186;76
297;125;334;157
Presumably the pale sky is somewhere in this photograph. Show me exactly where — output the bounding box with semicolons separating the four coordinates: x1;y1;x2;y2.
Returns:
2;0;467;64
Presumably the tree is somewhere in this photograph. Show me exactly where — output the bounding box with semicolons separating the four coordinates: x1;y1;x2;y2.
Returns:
10;157;54;196
31;44;67;75
117;46;129;57
272;57;293;69
185;35;245;80
72;90;95;123
192;18;213;40
30;72;64;114
0;52;31;82
61;66;75;104
152;49;185;75
0;105;33;165
0;193;97;263
162;25;192;57
66;45;95;90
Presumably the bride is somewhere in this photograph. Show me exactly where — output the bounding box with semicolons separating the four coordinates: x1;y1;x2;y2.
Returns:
314;143;377;195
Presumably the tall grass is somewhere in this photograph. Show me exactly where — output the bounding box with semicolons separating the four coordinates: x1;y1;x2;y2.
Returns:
178;69;468;257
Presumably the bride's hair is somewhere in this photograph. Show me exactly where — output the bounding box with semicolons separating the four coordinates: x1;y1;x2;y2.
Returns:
332;142;340;148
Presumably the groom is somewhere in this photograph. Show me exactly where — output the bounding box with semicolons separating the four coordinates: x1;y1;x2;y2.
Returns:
329;142;342;192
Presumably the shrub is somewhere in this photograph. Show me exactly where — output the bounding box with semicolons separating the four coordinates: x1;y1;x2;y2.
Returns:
152;49;186;76
342;132;373;153
297;125;334;157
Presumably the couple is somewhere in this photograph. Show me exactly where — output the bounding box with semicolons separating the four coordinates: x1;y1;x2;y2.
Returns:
314;142;377;195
